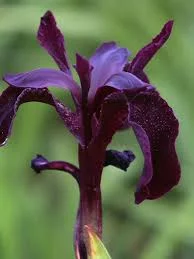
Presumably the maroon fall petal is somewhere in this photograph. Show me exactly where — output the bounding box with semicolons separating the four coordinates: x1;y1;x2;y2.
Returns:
0;87;23;146
91;85;117;112
129;90;180;204
37;10;71;75
0;86;82;146
31;154;79;181
127;20;173;75
92;91;129;146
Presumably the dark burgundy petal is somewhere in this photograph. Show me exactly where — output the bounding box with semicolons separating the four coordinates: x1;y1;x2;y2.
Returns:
127;21;173;75
0;87;82;146
37;11;71;75
92;91;129;146
31;154;79;181
129;90;180;204
0;87;22;146
55;103;83;144
104;149;135;171
129;121;153;202
75;53;93;99
3;68;81;103
92;86;117;112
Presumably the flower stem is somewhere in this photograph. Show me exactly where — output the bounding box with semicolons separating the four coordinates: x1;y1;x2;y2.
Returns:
74;144;105;258
75;186;102;259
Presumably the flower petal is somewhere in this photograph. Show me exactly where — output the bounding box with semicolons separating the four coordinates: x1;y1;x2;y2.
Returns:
0;87;82;146
129;121;153;202
75;53;93;98
31;154;79;181
89;42;130;100
105;71;149;90
104;149;135;171
91;91;129;146
127;21;173;75
37;11;71;75
3;68;81;103
129;90;180;204
135;71;150;83
124;63;150;83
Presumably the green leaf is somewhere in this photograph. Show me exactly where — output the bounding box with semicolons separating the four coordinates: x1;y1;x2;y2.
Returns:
84;225;111;259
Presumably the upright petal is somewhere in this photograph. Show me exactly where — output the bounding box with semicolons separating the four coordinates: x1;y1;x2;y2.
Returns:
75;53;93;99
3;68;81;103
0;87;82;146
128;90;180;204
89;42;130;100
37;11;71;75
127;21;173;75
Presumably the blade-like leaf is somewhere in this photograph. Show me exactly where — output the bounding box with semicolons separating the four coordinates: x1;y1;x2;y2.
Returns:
84;225;111;259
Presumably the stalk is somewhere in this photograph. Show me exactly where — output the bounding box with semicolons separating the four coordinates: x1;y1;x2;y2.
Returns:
74;144;105;259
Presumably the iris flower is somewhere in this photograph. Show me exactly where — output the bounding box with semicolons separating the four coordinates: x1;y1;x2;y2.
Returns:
0;11;180;258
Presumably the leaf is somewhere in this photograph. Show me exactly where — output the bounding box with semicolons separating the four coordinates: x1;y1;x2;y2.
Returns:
84;225;111;259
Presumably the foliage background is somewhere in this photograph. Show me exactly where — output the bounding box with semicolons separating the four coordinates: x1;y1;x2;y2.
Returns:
0;0;193;258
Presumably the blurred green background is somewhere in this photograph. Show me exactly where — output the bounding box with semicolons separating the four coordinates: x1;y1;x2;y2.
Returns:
0;0;193;258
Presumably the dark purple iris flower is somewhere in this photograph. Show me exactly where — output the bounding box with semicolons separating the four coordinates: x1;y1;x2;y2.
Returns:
0;11;180;258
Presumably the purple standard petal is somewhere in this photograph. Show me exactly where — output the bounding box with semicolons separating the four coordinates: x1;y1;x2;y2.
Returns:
89;42;130;100
3;68;81;103
105;71;150;91
31;154;79;181
127;21;173;75
37;11;71;75
136;71;150;83
104;149;135;171
0;87;82;146
124;63;150;83
129;90;180;204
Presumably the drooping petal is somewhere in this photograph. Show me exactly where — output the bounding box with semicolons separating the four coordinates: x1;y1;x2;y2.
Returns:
37;11;71;75
91;91;129;146
56;103;83;144
3;68;81;103
88;42;130;100
126;21;173;75
31;154;79;181
0;87;82;146
91;86;117;112
75;53;93;99
129;121;153;202
0;87;22;146
104;149;135;171
129;90;180;204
